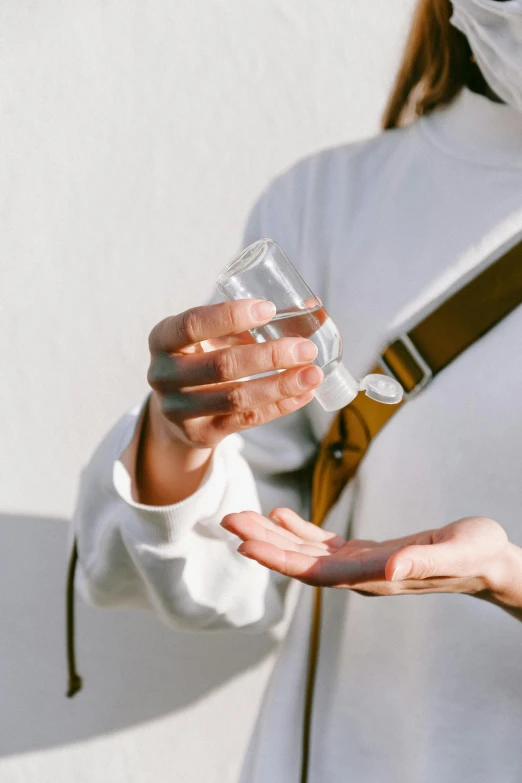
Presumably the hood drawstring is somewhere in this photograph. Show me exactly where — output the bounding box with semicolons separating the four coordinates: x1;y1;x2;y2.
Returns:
66;538;83;697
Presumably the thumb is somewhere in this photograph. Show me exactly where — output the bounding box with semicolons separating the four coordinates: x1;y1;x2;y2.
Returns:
385;539;469;582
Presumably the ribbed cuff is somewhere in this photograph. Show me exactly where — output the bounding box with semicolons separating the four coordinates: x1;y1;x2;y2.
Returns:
113;435;230;544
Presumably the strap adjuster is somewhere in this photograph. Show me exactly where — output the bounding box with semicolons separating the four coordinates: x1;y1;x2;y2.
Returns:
379;333;433;400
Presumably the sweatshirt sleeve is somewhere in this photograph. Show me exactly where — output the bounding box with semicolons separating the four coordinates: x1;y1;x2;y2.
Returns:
72;162;321;633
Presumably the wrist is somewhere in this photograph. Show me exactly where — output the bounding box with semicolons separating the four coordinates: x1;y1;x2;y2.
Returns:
137;394;214;505
483;542;522;608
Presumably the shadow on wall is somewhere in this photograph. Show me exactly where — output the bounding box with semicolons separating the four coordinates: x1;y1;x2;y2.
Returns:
0;513;277;758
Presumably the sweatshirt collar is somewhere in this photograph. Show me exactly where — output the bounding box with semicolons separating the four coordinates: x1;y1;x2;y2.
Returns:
418;87;522;169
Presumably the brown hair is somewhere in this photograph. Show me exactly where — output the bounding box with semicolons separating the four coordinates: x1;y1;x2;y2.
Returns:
382;0;486;130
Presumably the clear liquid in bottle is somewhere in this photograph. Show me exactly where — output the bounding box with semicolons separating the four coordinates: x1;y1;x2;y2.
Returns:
216;239;403;411
250;304;339;373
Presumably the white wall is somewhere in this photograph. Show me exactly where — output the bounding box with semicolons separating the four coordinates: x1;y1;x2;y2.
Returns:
0;2;415;781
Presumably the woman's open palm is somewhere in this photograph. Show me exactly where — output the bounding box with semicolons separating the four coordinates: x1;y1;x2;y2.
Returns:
221;507;510;596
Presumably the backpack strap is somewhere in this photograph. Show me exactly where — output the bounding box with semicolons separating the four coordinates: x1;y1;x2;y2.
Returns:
300;232;522;783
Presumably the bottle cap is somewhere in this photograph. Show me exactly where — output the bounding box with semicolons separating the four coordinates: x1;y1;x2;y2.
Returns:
313;363;360;412
360;373;403;405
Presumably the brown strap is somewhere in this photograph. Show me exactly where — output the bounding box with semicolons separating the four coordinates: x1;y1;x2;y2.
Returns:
300;233;522;781
66;539;83;697
311;382;398;526
299;586;322;783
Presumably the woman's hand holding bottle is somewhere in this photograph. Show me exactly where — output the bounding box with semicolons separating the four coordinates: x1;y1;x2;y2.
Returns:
136;299;323;505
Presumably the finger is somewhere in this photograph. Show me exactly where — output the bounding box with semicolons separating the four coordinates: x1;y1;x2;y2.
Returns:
221;513;328;556
160;364;323;420
222;510;304;545
148;299;276;354
239;511;308;545
385;539;473;583
270;507;343;549
210;391;316;436
251;511;331;550
149;337;319;389
201;330;256;350
238;540;323;584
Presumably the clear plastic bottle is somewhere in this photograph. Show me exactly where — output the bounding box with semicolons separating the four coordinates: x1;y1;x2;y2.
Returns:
216;239;403;412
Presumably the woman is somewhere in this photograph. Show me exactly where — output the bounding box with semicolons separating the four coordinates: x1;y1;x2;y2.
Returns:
73;1;522;781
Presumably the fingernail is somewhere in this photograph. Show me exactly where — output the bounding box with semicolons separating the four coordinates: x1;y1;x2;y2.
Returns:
292;340;318;362
250;300;276;322
298;365;323;389
391;559;413;581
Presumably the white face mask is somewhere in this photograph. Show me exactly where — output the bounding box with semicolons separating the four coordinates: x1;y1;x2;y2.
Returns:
451;0;522;113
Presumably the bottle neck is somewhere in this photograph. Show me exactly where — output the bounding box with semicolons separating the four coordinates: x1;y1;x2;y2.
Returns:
313;363;359;412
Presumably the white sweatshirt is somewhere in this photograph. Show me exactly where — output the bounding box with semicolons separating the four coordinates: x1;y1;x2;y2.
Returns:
73;88;522;783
